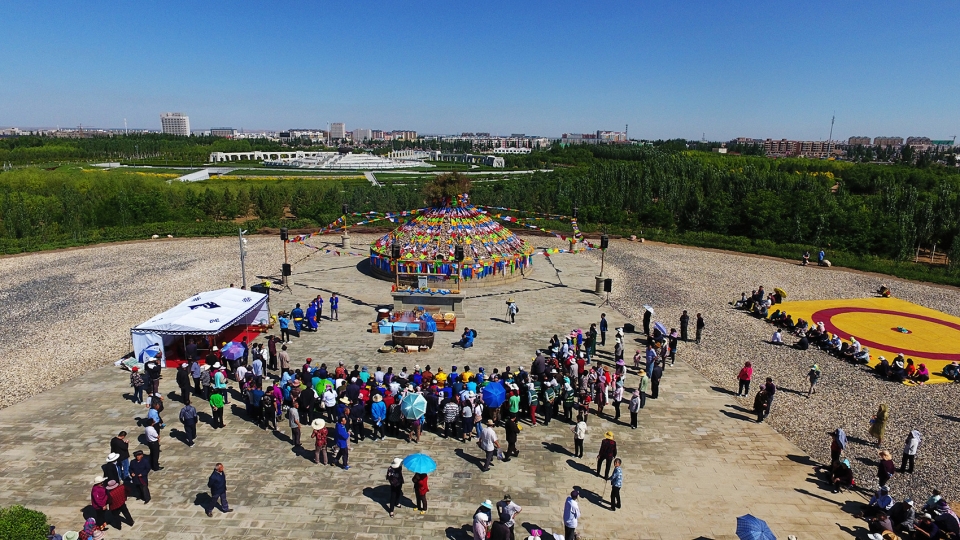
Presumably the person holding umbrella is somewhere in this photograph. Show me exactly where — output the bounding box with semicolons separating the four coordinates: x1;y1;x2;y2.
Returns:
386;457;404;518
401;453;436;515
413;472;429;515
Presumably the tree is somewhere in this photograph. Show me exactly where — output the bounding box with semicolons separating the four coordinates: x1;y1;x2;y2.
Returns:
423;172;472;205
0;505;49;540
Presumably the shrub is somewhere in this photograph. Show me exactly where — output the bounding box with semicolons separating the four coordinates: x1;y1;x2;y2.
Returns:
0;505;49;540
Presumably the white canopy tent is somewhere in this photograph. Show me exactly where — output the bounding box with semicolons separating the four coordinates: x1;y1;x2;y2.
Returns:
131;288;269;367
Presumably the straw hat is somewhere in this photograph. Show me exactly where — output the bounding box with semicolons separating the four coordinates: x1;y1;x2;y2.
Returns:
93;475;106;483
879;450;892;459
372;393;383;402
310;419;326;430
340;397;350;404
201;364;210;371
391;457;402;469
604;431;614;440
63;532;79;540
106;453;120;462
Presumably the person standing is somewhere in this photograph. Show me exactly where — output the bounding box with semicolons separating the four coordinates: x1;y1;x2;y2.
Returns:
637;370;649;409
650;363;663;400
754;387;768;423
130;367;146;404
473;512;490;540
571;414;587;457
176;364;192;405
210;389;225;429
642;308;652;336
206;463;233;517
179;400;198;446
413;472;429;515
496;494;522;540
695;313;705;344
334;416;351;470
144;419;162;471
200;365;212;401
386;458;404;518
597;431;617;479
90;476;108;528
278;345;291;372
869;403;889;446
504;416;520;460
737;362;753;397
371;393;386;440
106;479;133;528
563;489;581;540
267;335;279;371
330;293;339;321
901;429;921;473
190;358;202;396
762;377;776;421
479;420;500;472
507;299;518;324
609;458;623;511
877;450;896;487
288;401;302;450
110;431;130;481
679;310;690;341
599;313;608;347
310;419;328;465
628;390;640;429
128;451;151;503
613;380;624;421
807;364;822;396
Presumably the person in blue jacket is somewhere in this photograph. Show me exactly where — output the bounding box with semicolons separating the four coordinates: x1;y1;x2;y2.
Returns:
334;416;351;470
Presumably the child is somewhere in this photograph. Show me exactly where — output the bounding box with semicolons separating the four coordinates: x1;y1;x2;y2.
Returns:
610;458;623;510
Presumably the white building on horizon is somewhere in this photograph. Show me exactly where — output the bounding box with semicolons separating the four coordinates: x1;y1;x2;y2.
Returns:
160;113;190;136
351;128;372;142
330;123;346;140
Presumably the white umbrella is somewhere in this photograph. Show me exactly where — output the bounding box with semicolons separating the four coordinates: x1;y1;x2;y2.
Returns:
642;305;655;315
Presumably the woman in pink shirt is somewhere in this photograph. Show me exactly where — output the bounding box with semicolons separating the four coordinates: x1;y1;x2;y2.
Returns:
737;361;753;397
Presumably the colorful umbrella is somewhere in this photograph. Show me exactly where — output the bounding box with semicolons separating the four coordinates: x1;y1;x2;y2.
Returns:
736;515;776;540
219;341;245;361
400;393;427;419
774;288;787;299
402;453;437;474
138;346;162;363
481;382;506;408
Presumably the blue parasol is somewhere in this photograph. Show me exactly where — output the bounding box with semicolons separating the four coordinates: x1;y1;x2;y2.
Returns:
481;382;506;408
400;393;427;419
220;341;245;361
139;346;162;363
402;453;437;474
653;322;668;336
736;514;776;540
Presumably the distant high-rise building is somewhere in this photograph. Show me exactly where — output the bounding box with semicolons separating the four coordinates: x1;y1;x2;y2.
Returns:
874;136;904;148
847;136;871;146
351;128;372;142
371;130;385;140
330;123;346;140
391;130;418;141
210;127;237;138
160;112;190;136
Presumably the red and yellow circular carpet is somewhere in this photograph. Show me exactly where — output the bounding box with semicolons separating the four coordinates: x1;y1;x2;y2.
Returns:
778;297;959;384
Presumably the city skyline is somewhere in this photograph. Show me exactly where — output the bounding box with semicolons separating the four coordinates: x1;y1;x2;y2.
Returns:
1;1;957;140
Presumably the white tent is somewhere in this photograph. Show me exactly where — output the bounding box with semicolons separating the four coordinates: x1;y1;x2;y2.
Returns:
131;288;269;367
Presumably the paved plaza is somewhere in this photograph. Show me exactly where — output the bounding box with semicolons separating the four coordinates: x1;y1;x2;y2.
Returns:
0;244;866;539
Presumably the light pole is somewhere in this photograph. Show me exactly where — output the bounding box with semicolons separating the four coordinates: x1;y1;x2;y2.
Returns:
239;228;248;289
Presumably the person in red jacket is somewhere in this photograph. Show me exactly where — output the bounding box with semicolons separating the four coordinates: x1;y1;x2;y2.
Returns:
106;479;134;528
737;361;753;397
413;472;429;515
90;475;108;529
597;431;618;480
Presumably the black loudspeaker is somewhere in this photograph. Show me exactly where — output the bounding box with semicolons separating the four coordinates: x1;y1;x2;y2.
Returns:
391;243;401;260
455;245;465;262
282;263;292;276
600;234;609;250
280;227;288;241
603;278;612;292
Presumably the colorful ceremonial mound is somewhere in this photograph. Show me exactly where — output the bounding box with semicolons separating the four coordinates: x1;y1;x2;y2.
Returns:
783;297;960;383
369;194;535;285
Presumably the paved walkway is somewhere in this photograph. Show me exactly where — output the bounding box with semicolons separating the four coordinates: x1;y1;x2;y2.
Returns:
0;246;865;539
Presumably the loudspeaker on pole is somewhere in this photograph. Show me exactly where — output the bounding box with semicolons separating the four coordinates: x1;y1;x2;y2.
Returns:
603;278;612;293
280;227;288;241
600;234;609;250
282;263;292;277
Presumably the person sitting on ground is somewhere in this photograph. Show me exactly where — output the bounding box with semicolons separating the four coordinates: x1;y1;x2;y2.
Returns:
771;328;783;345
828;458;854;493
859;485;895;519
784;315;795;331
768;309;782;322
453;328;476;349
942;362;960;381
890;498;916;537
794;318;809;334
732;292;748;308
889;355;907;382
794;330;810;351
878;284;892;298
905;359;917;380
875;356;890;378
827;333;842;353
854;347;871;365
933;499;960;538
755;303;769;319
913;363;930;385
914;513;940;540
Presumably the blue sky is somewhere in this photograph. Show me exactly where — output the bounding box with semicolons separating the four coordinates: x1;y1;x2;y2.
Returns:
1;1;957;140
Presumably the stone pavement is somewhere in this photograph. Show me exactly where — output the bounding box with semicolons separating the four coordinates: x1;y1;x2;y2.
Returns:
0;243;866;539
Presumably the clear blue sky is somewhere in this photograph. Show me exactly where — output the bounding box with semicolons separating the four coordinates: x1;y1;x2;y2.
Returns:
1;1;957;140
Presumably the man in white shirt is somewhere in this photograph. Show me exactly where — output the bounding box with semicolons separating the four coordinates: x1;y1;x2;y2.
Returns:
771;329;783;345
478;420;499;472
322;387;337;421
563;490;580;540
144;420;162;471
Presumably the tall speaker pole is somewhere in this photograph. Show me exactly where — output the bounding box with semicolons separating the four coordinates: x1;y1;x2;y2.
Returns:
280;227;289;285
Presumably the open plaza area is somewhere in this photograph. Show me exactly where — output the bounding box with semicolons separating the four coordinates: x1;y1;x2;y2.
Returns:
0;233;957;539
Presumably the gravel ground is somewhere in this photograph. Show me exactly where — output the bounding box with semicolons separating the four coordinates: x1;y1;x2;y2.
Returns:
592;239;960;503
2;234;956;504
